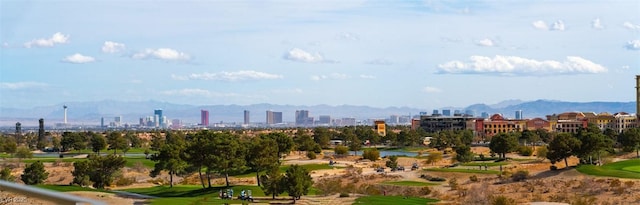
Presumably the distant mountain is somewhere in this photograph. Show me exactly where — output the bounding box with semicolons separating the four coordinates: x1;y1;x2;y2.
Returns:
0;100;635;126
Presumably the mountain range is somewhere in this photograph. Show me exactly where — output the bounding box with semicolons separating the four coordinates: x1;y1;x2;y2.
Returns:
0;100;636;127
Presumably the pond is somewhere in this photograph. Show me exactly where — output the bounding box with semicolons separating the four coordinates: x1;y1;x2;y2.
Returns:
379;150;420;157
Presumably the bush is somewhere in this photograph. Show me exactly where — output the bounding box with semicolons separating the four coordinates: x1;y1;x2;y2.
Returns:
518;146;533;156
511;170;529;182
469;175;479;182
0;167;15;182
334;145;349;155
21;161;48;185
420;186;432;195
362;149;380;161
307;152;317;159
448;178;458;190
115;176;136;186
490;195;517;205
339;192;350;197
313;144;322;154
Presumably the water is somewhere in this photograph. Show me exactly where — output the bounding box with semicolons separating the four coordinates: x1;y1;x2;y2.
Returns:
34;152;147;158
378;150;419;157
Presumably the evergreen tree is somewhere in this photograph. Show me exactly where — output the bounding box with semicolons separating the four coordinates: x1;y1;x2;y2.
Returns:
260;166;285;199
21;161;48;185
284;165;313;203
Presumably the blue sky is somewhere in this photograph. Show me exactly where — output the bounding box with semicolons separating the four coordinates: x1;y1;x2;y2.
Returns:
1;0;639;110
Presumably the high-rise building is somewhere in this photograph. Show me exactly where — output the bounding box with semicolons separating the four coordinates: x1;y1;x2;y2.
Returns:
295;110;310;125
154;109;163;127
515;110;523;120
266;110;274;124
389;115;400;124
432;110;440;116
442;109;451;116
101;117;105;128
244;110;250;125
201;110;209;126
38;118;45;143
341;117;356;126
318;115;331;124
63;105;68;124
274;112;283;124
481;112;490;119
15;122;22;136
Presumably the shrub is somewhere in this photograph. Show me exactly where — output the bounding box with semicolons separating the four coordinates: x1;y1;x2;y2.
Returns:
420;186;432;195
21;161;48;185
518;146;533;156
306;152;317;159
334;145;349;155
511;170;529;182
0;167;15;182
490;195;517;205
448;178;458;190
313;144;322;154
339;192;350;197
362;149;380;161
469;175;479;182
115;176;136;186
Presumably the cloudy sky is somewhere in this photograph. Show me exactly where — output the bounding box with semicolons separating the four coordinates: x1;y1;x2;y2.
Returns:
1;0;639;110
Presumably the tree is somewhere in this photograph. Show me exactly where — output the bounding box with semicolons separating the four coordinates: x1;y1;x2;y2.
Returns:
76;154;127;189
312;127;331;149
71;160;91;186
90;133;107;154
265;133;294;158
126;132;142;148
385;155;398;170
185;130;214;188
294;132;317;154
247;137;279;186
1;136;18;156
284;165;313;203
489;133;519;159
21;161;48;185
547;133;581;168
0;167;15;182
15;146;33;160
150;131;188;188
536;146;548;160
385;131;398;146
521;130;540;148
619;128;640;158
51;136;61;153
107;131;129;155
425;151;443;165
454;145;474;163
210;132;247;187
346;131;362;156
362;149;380;161
260;166;285;199
575;130;612;165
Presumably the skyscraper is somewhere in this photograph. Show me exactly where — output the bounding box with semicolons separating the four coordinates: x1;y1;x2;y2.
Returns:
515;110;523;120
274;112;283;124
244;110;250;125
295;110;310;125
154;109;163;127
266;110;274;124
442;109;451;116
38;118;45;144
201;110;209;126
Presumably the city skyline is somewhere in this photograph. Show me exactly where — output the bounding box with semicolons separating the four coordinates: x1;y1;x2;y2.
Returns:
1;1;639;110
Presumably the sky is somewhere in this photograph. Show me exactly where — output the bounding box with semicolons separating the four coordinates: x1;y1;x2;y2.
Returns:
1;0;639;110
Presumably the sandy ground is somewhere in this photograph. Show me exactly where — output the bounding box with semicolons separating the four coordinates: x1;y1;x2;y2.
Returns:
4;148;640;205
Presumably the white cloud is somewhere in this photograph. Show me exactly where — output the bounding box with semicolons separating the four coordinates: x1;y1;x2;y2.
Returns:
102;41;126;53
437;55;608;76
161;88;242;98
24;32;69;48
551;20;565;31
2;42;8;48
0;82;48;90
62;53;95;64
271;88;303;94
172;71;283;81
310;73;349;81
359;74;376;79
366;58;393;65
336;32;359;40
621;65;630;70
532;20;564;31
623;22;640;31
532;20;548;30
422;86;442;93
284;48;334;63
132;48;190;61
476;38;494;47
626;40;640;50
592;18;604;30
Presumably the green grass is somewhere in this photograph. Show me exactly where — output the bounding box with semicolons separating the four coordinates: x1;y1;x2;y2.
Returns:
35;185;112;193
124;185;272;205
353;195;439;205
381;180;439;186
124;156;155;168
425;168;500;175
577;159;640;179
461;162;508;167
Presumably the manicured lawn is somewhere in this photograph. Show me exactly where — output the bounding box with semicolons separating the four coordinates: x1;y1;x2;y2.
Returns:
577;159;640;179
353;195;438;205
381;180;439;186
124;156;155;168
36;185;112;193
123;185;271;205
461;162;508;167
425;168;500;174
21;156;154;168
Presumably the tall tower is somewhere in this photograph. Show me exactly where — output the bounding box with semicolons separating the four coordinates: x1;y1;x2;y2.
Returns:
201;110;209;126
266;110;274;125
154;109;163;128
63;105;68;124
244;110;250;125
38;118;45;142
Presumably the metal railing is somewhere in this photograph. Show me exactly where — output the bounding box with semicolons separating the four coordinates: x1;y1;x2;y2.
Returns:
0;180;106;205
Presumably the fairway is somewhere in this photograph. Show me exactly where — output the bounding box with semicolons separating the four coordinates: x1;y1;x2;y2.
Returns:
353;195;438;205
577;159;640;179
424;168;500;174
